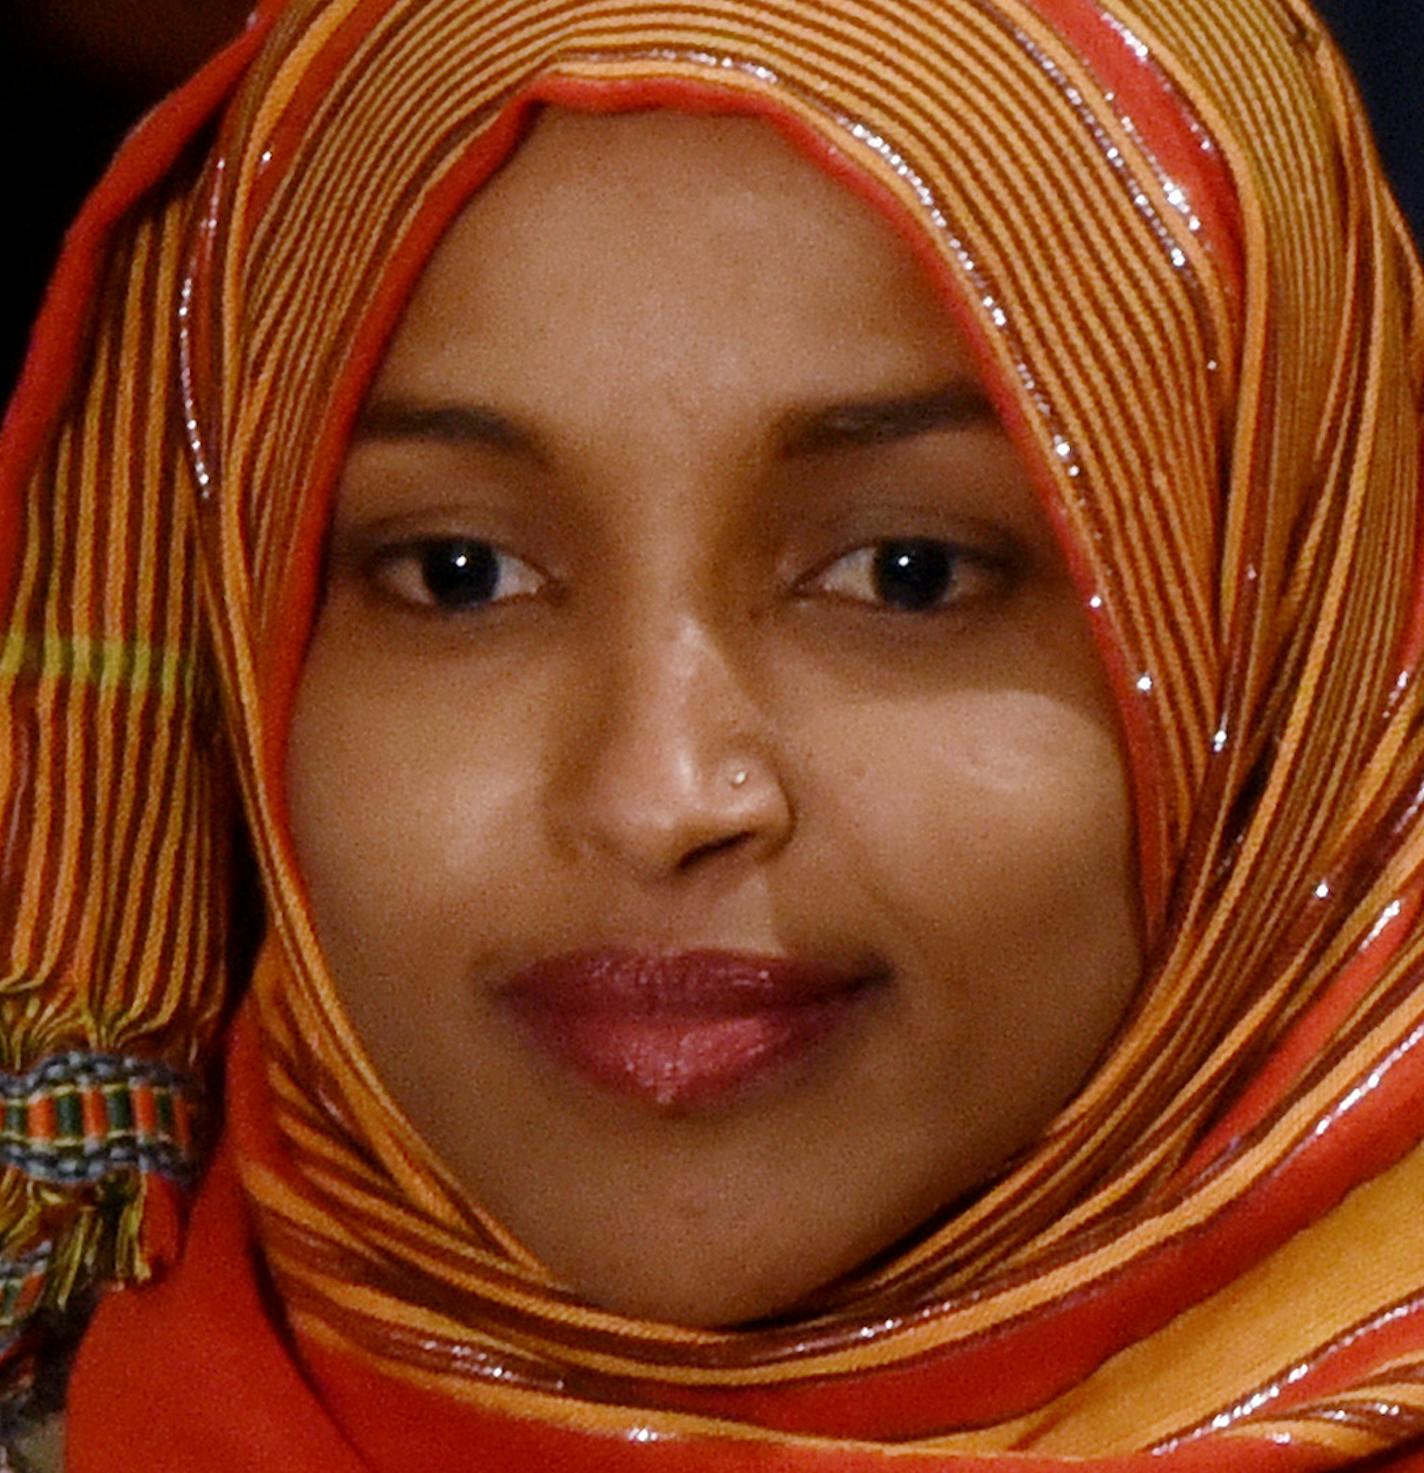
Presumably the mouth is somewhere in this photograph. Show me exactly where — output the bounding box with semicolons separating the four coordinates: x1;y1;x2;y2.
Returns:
498;949;881;1110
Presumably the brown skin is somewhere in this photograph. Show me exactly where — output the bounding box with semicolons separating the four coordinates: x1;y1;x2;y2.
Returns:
286;110;1141;1326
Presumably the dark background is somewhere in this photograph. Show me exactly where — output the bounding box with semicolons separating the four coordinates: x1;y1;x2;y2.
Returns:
1;1;1421;402
1315;2;1424;240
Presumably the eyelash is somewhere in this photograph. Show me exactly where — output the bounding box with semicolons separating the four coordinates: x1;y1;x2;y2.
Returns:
802;538;1008;613
367;538;545;611
365;536;1008;615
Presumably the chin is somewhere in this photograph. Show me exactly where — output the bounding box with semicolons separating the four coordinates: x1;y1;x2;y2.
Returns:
569;1259;827;1328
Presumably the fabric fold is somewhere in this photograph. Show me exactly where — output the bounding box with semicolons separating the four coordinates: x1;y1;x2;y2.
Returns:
4;0;1424;1465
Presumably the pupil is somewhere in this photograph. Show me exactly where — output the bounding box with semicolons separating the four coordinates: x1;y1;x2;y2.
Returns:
872;540;955;610
420;540;499;607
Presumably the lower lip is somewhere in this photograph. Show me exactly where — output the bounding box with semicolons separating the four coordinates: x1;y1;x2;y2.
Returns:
508;997;859;1110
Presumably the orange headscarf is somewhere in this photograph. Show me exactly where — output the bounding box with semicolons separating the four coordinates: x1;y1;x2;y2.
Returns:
3;0;1424;1466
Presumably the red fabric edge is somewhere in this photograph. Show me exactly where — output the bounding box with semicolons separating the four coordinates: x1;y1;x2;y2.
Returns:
206;982;1424;1443
0;10;275;617
251;67;1169;936
1024;0;1243;294
69;1021;1401;1471
31;9;1424;1466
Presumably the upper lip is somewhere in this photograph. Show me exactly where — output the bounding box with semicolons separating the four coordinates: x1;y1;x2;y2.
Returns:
498;948;876;1016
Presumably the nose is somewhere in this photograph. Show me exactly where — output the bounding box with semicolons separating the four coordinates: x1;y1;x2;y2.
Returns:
551;612;794;881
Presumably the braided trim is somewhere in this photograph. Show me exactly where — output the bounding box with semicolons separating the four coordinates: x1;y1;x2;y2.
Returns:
0;1249;49;1349
0;1054;196;1186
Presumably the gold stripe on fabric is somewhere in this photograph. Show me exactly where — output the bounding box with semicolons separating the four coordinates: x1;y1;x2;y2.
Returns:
0;637;194;699
0;164;226;1063
224;0;1223;804
167;0;1424;1444
992;1136;1424;1455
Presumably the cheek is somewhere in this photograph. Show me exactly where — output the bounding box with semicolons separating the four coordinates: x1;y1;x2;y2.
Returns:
812;682;1130;875
285;651;553;970
787;683;1140;1170
800;683;1139;1019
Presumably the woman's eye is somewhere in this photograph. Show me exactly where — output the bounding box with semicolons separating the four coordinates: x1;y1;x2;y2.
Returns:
369;538;544;610
809;538;1003;612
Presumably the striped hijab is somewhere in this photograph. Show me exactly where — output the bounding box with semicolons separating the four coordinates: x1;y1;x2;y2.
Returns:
3;0;1424;1464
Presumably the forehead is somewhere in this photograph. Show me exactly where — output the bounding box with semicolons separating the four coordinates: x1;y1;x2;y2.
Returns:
369;108;980;411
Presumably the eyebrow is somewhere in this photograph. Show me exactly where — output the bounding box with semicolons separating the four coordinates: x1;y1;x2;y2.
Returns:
352;382;998;459
776;383;999;455
354;400;538;456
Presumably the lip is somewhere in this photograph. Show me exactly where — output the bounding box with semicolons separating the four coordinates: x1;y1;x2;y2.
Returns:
499;949;875;1110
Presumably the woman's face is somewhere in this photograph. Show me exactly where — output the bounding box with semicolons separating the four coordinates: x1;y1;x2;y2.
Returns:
286;110;1141;1325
